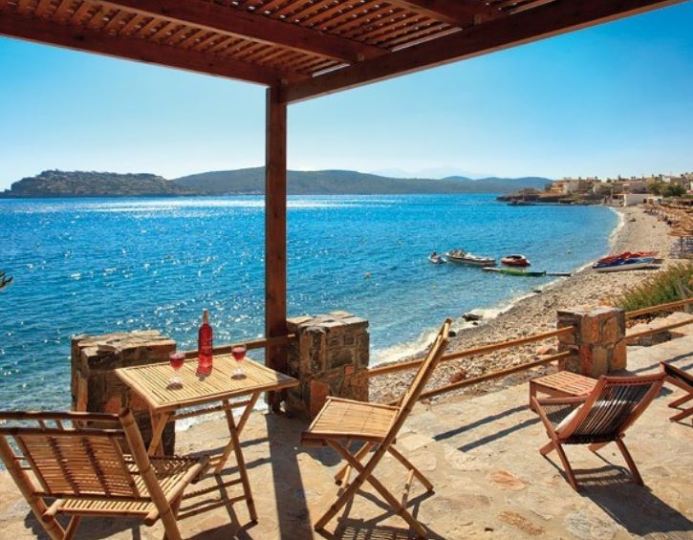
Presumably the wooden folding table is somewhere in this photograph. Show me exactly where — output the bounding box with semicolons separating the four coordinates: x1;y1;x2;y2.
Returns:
116;355;297;522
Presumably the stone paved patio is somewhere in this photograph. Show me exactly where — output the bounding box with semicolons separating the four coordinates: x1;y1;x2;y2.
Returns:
1;336;691;539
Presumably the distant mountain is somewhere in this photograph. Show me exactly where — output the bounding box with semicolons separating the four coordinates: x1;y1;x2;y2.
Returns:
2;168;552;197
173;168;552;194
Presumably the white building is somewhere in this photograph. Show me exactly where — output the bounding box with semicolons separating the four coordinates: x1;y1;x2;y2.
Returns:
622;194;660;207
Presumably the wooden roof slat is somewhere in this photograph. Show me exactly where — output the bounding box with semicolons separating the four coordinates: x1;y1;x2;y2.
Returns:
273;0;338;20
148;20;177;42
387;0;497;25
356;15;428;43
381;21;453;48
95;0;386;61
0;8;287;85
35;0;56;17
341;10;420;41
70;1;94;24
101;8;128;32
54;0;75;20
299;1;368;27
330;6;404;36
282;0;683;102
389;26;461;50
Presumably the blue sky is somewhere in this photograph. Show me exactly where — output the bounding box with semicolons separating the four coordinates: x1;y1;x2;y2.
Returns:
0;2;691;188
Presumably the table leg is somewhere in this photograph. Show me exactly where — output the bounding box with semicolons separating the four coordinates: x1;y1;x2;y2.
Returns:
148;411;171;457
219;399;258;523
215;393;259;473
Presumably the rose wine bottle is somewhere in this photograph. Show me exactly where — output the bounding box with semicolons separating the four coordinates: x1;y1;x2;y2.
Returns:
197;309;213;375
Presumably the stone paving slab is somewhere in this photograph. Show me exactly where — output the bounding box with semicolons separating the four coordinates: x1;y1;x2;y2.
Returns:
1;336;691;539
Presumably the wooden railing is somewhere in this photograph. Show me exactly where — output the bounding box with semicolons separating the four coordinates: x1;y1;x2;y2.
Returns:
625;297;693;319
369;295;692;402
182;334;296;359
368;327;572;379
625;297;693;340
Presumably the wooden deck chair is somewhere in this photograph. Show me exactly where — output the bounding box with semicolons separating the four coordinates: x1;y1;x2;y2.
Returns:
661;361;693;422
0;409;208;540
301;318;451;539
531;372;664;491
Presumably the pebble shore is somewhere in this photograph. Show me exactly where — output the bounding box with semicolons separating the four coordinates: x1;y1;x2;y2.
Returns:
369;205;677;404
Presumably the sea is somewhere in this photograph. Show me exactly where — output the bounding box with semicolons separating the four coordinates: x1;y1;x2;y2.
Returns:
0;194;618;410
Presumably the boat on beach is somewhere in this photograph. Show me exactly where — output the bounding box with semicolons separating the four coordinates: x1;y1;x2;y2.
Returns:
592;257;658;272
483;267;546;277
596;251;657;265
501;254;531;267
446;250;496;267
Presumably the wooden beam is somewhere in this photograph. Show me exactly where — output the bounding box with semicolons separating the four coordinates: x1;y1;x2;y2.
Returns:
387;0;498;25
97;0;386;63
283;0;684;102
265;85;288;410
0;10;283;85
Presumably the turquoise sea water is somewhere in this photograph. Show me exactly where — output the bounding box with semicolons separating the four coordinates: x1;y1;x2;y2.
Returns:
0;195;617;410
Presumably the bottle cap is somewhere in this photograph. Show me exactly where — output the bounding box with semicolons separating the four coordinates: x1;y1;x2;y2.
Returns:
202;309;209;324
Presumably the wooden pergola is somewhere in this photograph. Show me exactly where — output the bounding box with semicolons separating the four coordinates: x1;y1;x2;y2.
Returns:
0;0;681;403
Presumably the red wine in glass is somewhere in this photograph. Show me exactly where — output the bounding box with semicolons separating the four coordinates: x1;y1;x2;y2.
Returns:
169;352;185;386
231;345;246;378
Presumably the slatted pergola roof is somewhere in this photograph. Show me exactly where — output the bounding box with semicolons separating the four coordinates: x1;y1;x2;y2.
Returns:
0;0;682;408
0;0;682;102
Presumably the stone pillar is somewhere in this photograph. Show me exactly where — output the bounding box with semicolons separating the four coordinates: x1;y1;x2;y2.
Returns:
71;330;176;454
286;311;369;418
557;306;627;377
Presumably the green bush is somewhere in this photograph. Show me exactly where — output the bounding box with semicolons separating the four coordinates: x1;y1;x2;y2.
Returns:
614;263;692;313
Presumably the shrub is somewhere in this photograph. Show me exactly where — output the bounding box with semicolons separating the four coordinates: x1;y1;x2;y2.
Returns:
614;263;692;313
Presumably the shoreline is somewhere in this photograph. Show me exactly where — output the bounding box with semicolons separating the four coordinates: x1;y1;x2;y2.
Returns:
368;204;676;403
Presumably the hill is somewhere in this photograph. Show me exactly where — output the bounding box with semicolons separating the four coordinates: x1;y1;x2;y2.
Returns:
2;170;181;197
1;168;552;197
173;168;551;194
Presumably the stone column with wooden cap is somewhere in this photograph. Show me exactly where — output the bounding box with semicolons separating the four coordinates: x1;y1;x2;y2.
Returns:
557;306;627;377
285;311;369;418
71;330;176;454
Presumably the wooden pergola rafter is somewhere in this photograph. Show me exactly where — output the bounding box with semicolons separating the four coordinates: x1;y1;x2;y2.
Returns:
0;0;683;408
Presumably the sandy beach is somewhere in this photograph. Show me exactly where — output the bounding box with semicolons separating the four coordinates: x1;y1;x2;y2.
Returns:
369;205;677;403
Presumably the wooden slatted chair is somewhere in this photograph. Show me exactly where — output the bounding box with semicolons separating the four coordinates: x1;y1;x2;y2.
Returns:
0;409;207;540
301;318;451;539
531;372;664;491
661;361;693;422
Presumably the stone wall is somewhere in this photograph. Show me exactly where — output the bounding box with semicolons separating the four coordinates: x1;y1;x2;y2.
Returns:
557;306;627;377
286;311;369;418
71;330;176;454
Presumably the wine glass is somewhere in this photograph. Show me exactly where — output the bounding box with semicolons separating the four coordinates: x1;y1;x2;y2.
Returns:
231;345;247;379
168;351;185;387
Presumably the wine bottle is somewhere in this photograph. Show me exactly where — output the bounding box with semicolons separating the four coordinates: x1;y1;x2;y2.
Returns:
197;309;213;375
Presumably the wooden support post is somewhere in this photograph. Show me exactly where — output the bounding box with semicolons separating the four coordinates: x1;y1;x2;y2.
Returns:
265;85;288;412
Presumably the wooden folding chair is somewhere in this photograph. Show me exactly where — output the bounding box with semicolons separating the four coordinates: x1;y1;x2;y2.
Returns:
661;361;693;422
301;318;451;539
531;372;664;491
0;409;208;540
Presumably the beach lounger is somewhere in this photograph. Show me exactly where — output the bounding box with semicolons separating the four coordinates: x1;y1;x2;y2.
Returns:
301;318;451;539
661;361;693;422
0;409;207;540
531;372;664;490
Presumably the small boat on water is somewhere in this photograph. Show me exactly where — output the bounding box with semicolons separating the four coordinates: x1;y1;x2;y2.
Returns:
484;267;546;277
446;249;496;267
593;257;657;273
501;254;531;267
428;252;446;264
